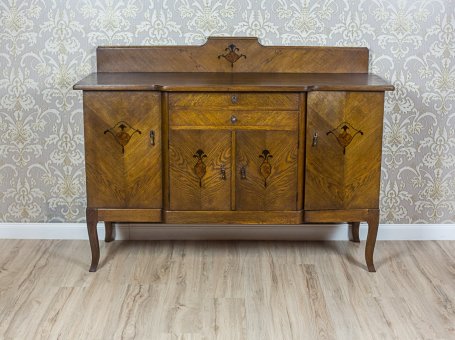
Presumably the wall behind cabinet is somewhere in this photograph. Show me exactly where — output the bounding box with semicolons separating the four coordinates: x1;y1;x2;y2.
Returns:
0;0;454;223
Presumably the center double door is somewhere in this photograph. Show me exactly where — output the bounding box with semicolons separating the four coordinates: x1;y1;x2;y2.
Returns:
168;92;302;212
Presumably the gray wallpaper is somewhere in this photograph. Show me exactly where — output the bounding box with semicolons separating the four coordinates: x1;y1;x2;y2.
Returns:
0;0;454;223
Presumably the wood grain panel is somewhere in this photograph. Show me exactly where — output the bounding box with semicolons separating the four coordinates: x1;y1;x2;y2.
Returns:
83;91;162;209
97;209;162;222
97;37;369;73
303;209;371;223
236;131;299;211
169;92;299;111
169;130;231;210
165;210;303;224
305;91;384;210
170;110;298;130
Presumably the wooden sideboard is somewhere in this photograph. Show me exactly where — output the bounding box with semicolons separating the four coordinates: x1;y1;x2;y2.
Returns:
74;37;394;272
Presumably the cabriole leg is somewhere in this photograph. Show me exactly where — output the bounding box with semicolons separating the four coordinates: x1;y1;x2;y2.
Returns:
104;222;115;242
365;211;379;272
86;208;100;272
348;222;360;243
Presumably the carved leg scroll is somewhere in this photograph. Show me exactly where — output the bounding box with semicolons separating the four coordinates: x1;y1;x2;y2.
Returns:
348;222;360;243
86;208;100;272
104;222;115;242
365;210;379;272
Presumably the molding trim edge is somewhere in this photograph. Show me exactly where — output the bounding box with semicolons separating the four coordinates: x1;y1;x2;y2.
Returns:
0;223;454;240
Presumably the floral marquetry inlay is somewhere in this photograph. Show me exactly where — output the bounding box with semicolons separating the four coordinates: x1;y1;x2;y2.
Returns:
218;43;246;67
0;0;453;224
327;122;364;155
104;121;141;154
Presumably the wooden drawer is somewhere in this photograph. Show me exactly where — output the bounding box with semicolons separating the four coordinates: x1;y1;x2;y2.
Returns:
169;92;300;111
170;110;299;130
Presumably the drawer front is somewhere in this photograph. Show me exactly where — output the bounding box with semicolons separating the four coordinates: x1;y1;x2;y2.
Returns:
169;92;300;111
170;110;299;130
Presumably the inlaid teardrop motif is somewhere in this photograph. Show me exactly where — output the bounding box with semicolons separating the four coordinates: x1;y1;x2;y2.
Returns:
259;150;273;188
193;149;207;187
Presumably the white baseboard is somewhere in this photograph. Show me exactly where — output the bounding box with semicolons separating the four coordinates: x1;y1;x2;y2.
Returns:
0;223;454;240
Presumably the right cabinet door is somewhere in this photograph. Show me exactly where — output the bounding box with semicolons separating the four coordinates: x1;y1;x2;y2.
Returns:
169;130;231;210
305;91;384;210
236;130;299;211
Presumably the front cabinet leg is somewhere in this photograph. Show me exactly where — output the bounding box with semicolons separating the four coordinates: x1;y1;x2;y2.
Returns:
86;208;100;272
104;222;115;242
365;211;379;272
348;222;360;243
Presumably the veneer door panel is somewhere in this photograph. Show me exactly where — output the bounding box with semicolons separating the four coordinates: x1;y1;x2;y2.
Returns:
169;130;231;210
236;131;299;211
83;91;162;208
305;91;384;210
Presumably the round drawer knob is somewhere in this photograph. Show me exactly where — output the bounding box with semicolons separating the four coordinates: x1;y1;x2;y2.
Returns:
231;95;238;104
230;115;238;124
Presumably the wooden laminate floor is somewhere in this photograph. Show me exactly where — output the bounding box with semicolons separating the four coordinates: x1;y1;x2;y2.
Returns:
0;240;453;339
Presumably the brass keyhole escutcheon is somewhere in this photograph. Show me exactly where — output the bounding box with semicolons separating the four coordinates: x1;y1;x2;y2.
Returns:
312;132;318;146
240;166;247;179
149;130;155;146
220;164;226;180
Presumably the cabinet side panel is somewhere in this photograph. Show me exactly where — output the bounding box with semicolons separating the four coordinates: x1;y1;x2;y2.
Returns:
83;91;162;208
305;92;346;210
169;130;231;210
297;93;306;210
343;92;383;209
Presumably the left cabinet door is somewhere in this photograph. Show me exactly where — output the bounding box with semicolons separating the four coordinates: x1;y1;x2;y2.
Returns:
169;130;231;210
83;91;162;208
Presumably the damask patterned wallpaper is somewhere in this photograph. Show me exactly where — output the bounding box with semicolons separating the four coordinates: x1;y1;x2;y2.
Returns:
0;0;454;223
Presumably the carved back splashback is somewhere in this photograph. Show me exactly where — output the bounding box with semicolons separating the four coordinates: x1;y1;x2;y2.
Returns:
97;37;369;73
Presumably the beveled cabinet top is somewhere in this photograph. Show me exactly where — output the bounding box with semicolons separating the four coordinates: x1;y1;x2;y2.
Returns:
74;72;394;92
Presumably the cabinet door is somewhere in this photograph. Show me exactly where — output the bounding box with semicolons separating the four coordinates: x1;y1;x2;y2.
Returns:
84;91;162;208
305;91;384;210
169;130;231;210
236;131;299;211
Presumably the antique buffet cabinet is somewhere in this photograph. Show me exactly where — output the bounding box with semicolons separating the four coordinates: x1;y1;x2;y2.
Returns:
74;37;394;272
